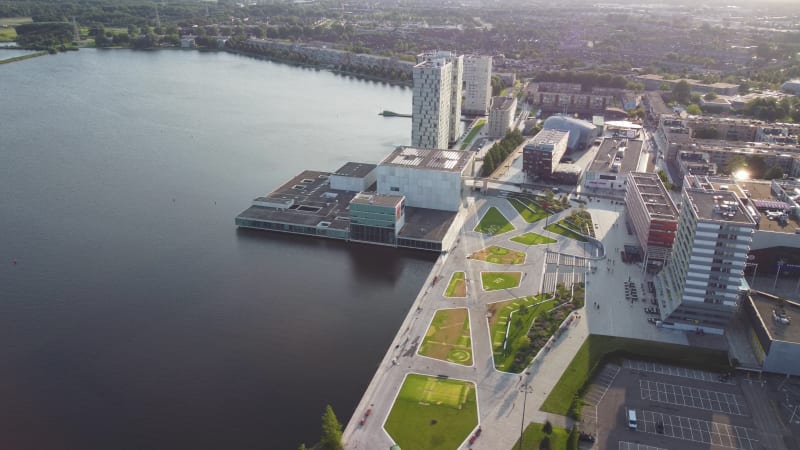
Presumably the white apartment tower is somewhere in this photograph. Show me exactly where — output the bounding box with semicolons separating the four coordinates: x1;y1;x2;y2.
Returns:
462;55;492;115
654;176;756;335
412;51;463;149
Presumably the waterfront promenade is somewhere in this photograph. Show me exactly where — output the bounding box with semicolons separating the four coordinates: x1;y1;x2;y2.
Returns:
343;192;716;449
343;194;594;450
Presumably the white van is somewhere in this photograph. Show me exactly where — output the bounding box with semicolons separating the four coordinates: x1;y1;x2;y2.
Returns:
628;409;637;430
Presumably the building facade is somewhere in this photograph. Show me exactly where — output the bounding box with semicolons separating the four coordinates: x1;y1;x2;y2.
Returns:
349;193;405;246
411;51;463;148
625;173;679;271
376;147;472;211
487;96;517;138
522;129;569;180
655;176;756;334
462;55;492;115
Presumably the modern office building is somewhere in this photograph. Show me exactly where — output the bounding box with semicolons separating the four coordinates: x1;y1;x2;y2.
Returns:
377;147;472;212
744;291;800;375
541;115;598;151
329;162;377;192
411;51;463;149
487;96;517;138
583;138;644;190
522;129;570;180
625;172;679;272
349;193;406;246
462;55;492;115
655;175;756;334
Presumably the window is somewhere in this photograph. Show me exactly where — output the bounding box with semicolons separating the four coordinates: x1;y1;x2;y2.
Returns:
390;187;400;192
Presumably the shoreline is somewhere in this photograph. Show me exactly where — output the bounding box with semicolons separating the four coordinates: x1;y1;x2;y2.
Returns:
0;50;48;65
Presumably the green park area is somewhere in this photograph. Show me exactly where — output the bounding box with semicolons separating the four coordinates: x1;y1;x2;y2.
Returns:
481;271;522;291
444;271;467;298
510;422;573;450
507;197;551;223
541;335;732;418
460;119;485;150
511;232;557;246
469;245;525;265
384;374;478;450
418;308;473;365
0;17;31;42
474;207;515;236
487;295;553;372
544;220;588;242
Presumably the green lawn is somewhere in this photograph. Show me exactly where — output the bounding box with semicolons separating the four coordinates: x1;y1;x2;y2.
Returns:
444;271;467;297
487;295;554;371
460;120;485;150
511;232;557;246
385;374;478;450
510;422;571;450
474;206;515;236
540;335;732;417
419;308;473;365
481;271;522;291
470;245;525;265
544;222;588;242
507;198;550;223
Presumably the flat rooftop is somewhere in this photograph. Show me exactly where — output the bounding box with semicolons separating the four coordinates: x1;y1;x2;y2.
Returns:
398;207;457;242
684;187;755;225
589;138;643;174
333;162;376;178
238;170;354;231
526;129;569;151
630;172;679;220
490;96;516;111
351;192;403;208
750;292;800;344
737;180;800;233
380;147;471;173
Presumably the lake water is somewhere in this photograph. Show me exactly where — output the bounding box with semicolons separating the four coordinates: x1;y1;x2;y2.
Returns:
0;49;433;449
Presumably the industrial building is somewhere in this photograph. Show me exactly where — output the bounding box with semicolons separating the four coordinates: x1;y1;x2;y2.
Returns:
487;96;517;138
462;55;492;115
654;176;756;334
583;138;644;190
522;129;569;180
411;51;463;149
377;147;472;212
625;173;679;272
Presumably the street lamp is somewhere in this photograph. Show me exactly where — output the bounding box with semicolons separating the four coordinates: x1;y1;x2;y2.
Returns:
518;381;533;450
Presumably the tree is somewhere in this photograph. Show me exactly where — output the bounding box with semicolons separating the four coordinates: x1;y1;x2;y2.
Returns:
672;80;692;104
543;420;553;435
747;155;767;179
703;92;718;100
320;405;343;450
686;104;702;115
765;166;785;180
298;445;307;450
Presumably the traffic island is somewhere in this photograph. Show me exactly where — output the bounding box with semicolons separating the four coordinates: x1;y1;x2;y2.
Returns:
384;374;478;450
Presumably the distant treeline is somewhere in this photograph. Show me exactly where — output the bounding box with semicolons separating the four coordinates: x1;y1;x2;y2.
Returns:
14;22;73;48
534;71;629;91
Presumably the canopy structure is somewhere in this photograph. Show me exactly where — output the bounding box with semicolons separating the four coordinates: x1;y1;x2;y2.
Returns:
753;200;789;210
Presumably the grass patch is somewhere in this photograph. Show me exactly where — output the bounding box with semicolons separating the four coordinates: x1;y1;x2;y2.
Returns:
419;308;473;366
509;422;570;450
385;374;478;450
507;197;551;223
0;51;47;64
474;206;515;236
0;17;32;26
481;271;522;291
460;120;485;150
511;232;557;246
540;335;732;418
444;271;467;297
487;295;553;372
544;222;588;242
469;245;525;265
0;27;16;42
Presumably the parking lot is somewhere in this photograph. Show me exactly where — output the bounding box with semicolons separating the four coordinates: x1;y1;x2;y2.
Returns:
595;360;766;450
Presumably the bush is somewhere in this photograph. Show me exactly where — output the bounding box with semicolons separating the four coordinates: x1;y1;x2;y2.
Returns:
539;436;551;450
566;426;580;450
543;421;553;435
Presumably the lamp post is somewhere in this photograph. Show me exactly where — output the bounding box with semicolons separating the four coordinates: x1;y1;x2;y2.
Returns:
518;381;533;450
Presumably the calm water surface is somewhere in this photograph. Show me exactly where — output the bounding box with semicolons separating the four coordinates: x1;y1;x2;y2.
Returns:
0;49;433;449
